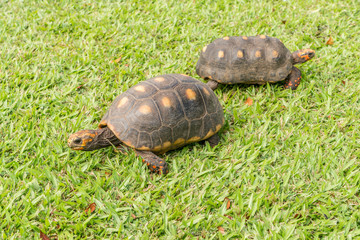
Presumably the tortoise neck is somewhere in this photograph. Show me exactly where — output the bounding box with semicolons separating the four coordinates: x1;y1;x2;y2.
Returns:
93;127;122;149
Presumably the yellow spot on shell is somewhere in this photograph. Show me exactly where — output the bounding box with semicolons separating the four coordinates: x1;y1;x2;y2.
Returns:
154;77;165;82
202;87;210;96
123;141;133;148
98;120;107;128
242;36;248;40
139;105;152;114
272;50;279;58
117;97;128;108
216;124;222;132
174;138;185;146
202;46;207;52
152;145;162;152
138;146;150;151
208;76;213;79
255;50;261;58
204;129;214;139
259;35;266;39
186;89;196;100
218;50;224;58
223;36;229;40
188;136;201;142
237;50;243;58
134;85;146;92
161;97;172;108
163;141;171;149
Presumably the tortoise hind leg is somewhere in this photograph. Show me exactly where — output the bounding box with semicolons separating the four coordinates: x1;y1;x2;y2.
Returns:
135;150;169;175
206;80;219;90
205;133;220;148
284;66;302;90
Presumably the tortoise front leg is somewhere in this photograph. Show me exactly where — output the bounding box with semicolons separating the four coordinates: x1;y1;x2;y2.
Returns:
284;66;301;90
135;150;169;175
204;133;220;148
206;80;219;90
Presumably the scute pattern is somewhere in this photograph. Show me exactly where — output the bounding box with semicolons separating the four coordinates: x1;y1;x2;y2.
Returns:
196;35;293;84
153;91;184;127
99;74;224;153
175;83;206;119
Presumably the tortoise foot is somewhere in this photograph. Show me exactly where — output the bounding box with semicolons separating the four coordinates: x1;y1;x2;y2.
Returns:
135;150;169;175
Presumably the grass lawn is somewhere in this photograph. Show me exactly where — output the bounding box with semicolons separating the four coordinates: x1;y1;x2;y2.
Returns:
1;0;360;239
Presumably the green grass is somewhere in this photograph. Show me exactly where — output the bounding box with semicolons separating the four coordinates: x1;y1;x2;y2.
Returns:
1;0;360;239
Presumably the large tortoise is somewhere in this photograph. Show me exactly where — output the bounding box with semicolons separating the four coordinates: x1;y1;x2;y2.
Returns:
196;35;315;90
68;74;225;174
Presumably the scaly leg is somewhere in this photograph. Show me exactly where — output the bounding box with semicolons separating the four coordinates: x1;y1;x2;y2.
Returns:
284;66;302;90
135;150;169;175
205;133;220;148
206;80;219;90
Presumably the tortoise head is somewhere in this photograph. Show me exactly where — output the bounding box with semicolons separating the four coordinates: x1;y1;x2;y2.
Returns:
292;49;315;64
67;130;99;151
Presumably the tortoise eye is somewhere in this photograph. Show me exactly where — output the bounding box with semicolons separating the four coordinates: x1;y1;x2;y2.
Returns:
73;138;82;144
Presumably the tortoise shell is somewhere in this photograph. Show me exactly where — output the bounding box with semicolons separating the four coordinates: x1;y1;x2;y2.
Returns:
98;74;225;153
196;35;293;84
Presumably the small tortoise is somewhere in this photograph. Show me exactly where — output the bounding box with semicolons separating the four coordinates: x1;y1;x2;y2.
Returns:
68;74;224;174
196;35;315;90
